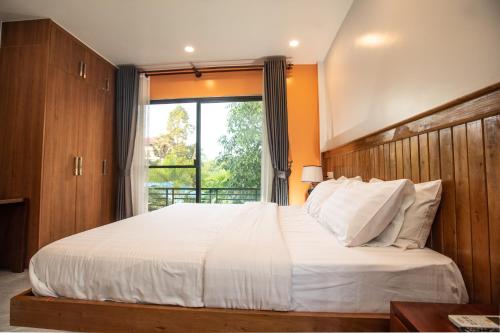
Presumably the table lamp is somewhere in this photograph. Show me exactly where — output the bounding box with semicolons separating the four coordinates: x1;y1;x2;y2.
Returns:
301;166;323;192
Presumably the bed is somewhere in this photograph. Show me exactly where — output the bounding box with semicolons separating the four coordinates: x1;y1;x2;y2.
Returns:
11;83;500;332
28;204;467;314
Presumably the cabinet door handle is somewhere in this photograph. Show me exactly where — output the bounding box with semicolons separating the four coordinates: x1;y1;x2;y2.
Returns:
73;156;79;176
102;159;108;175
105;79;110;91
77;156;83;176
78;61;83;77
82;62;87;79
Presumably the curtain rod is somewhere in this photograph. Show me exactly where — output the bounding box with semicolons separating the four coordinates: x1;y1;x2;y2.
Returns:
141;63;293;77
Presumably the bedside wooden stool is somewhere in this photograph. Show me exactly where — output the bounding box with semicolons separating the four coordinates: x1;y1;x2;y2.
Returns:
390;301;499;332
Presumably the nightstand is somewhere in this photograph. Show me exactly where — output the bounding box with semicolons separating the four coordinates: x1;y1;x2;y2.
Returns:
390;301;499;332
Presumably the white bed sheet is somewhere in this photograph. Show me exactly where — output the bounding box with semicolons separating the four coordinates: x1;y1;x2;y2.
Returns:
30;204;241;307
281;205;468;313
30;203;468;313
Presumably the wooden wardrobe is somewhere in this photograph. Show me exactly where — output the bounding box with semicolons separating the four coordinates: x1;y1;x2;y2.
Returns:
0;19;117;263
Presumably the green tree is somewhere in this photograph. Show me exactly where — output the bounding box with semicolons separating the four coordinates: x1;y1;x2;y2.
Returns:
216;102;262;188
151;105;195;164
149;106;195;187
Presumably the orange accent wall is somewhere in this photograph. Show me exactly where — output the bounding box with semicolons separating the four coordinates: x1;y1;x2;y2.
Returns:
286;65;320;205
149;64;320;204
150;71;263;99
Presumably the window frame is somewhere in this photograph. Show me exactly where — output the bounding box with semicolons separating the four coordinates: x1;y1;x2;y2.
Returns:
148;95;263;203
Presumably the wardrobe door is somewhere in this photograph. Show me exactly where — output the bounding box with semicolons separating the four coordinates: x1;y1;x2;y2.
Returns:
39;66;81;246
75;86;106;232
101;66;116;224
49;24;85;78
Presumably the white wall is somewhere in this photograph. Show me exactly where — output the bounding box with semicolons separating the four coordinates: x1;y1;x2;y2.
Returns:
320;0;500;151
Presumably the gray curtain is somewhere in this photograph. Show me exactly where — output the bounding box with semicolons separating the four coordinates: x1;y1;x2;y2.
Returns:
115;65;139;219
263;56;290;206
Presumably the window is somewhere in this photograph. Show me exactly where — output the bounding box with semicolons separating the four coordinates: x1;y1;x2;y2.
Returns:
147;96;262;211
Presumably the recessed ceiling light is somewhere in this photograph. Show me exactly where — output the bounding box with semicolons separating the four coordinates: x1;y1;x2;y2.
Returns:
289;40;300;47
184;45;194;53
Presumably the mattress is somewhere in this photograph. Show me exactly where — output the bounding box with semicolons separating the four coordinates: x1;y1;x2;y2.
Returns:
281;206;468;313
29;204;468;313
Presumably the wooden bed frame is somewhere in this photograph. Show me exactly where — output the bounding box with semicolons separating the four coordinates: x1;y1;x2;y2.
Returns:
10;83;499;332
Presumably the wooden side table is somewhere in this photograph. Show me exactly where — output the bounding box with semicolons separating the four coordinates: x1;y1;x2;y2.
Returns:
390;301;499;332
0;198;28;272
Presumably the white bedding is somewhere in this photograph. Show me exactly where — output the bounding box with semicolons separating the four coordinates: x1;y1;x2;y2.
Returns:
30;203;467;313
282;206;468;313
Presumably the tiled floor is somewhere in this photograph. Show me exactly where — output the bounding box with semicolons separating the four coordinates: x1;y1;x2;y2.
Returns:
0;270;56;332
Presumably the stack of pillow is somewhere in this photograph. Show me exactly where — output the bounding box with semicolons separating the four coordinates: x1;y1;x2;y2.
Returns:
303;176;442;249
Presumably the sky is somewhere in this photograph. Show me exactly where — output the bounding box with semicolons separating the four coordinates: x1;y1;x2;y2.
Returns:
147;102;231;160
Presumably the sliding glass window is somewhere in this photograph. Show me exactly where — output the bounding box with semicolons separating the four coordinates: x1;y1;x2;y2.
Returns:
147;96;262;211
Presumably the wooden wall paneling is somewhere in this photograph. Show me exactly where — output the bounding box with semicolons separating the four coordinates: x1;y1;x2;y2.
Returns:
402;138;412;179
410;136;420;183
428;131;443;252
39;67;80;246
395;141;403;179
452;124;473;298
321;84;499;303
383;144;390;180
466;120;491;303
419;134;430;182
438;128;457;262
483;115;500;304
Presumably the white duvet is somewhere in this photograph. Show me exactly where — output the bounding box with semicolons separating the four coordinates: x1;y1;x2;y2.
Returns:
30;202;291;311
30;203;467;313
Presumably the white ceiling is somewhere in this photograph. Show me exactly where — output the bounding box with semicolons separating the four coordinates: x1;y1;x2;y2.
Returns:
0;0;352;67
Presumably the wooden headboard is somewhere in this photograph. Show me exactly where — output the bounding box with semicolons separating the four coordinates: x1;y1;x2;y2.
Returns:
321;83;499;305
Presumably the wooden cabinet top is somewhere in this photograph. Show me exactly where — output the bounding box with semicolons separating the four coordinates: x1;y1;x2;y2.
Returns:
391;301;499;332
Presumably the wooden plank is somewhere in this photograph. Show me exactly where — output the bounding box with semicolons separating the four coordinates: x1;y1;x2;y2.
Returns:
346;153;352;178
439;127;457;261
369;148;375;180
10;290;389;333
428;131;442;252
389;142;397;180
466;120;491;303
419;133;430;182
410;136;420;183
378;145;385;180
384;144;390;180
484;115;500;304
452;124;473;298
402;138;412;179
395;141;403;179
373;147;380;179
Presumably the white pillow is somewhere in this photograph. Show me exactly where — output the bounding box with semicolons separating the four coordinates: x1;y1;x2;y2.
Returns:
369;178;442;249
318;179;415;247
303;176;362;218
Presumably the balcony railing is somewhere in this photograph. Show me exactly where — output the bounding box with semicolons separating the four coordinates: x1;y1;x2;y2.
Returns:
148;187;261;211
